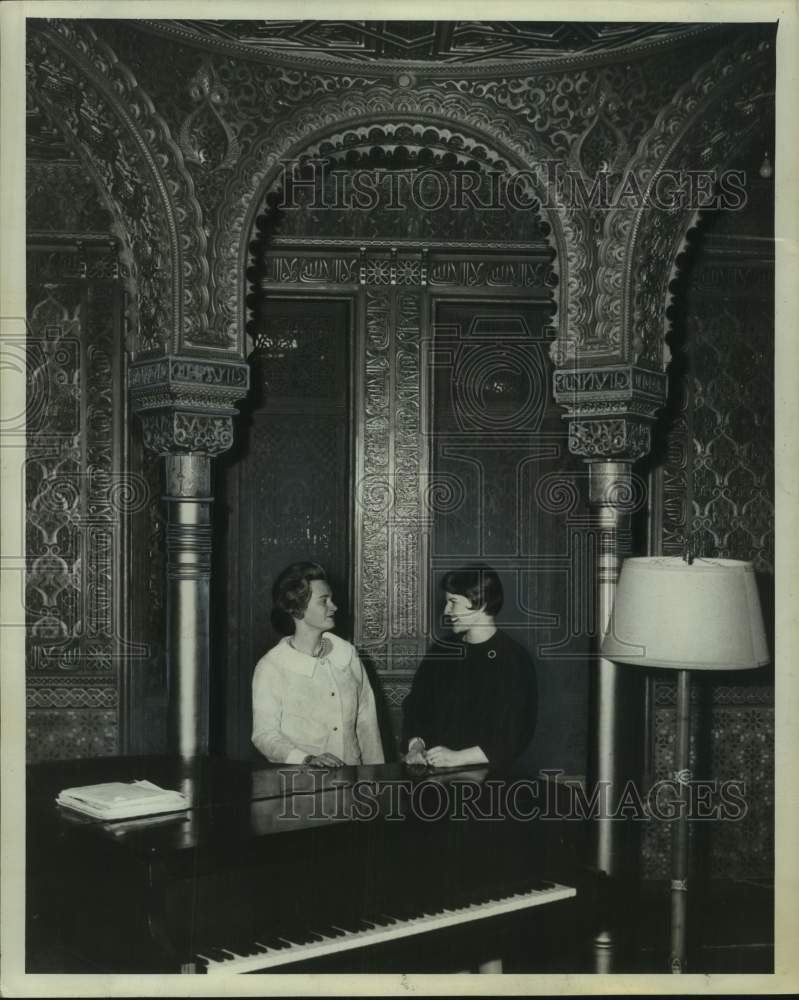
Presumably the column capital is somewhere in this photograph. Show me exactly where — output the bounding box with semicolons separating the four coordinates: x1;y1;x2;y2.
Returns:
128;356;250;457
552;363;667;462
568;417;652;462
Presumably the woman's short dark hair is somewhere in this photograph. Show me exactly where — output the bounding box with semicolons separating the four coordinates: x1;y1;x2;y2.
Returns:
271;561;327;634
441;565;503;617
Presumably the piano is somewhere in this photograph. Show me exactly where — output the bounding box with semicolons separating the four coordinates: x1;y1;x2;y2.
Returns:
27;755;585;975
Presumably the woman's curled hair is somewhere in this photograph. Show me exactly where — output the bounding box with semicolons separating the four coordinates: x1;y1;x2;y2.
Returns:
271;561;327;634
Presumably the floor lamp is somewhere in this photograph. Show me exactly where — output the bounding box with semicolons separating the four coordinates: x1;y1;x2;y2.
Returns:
600;556;769;973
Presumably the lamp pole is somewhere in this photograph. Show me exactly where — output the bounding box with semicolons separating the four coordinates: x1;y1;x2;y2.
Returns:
670;668;691;972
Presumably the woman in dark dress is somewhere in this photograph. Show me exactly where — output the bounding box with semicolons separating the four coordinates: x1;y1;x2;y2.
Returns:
402;566;537;771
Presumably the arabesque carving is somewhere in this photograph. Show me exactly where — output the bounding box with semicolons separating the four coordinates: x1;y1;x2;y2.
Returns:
27;20;218;354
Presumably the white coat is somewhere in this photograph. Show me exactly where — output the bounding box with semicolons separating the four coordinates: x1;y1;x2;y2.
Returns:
252;632;385;765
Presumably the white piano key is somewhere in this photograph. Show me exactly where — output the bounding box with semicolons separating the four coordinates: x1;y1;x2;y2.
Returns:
196;881;577;975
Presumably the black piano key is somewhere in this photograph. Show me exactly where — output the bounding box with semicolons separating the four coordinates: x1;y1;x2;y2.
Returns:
281;926;325;945
383;901;419;919
202;946;234;962
333;916;375;933
254;935;292;951
363;911;398;927
225;941;265;958
317;924;346;939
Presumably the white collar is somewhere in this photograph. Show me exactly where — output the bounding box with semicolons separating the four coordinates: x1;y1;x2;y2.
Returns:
279;633;333;676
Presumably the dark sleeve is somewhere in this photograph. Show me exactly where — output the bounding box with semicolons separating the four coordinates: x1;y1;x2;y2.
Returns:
401;653;438;752
479;647;537;771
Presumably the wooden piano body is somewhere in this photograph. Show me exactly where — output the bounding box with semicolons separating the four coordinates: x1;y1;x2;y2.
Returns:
27;756;587;974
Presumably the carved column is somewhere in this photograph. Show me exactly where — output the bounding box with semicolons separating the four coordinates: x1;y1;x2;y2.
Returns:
129;357;250;758
554;364;667;969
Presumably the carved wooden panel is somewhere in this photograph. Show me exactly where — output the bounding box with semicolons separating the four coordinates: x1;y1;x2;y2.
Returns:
26;246;133;762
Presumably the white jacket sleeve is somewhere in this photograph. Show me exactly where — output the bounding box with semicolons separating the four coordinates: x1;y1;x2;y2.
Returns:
353;652;385;765
251;660;306;764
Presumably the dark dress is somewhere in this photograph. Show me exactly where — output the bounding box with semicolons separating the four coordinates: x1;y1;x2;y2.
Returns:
401;629;537;772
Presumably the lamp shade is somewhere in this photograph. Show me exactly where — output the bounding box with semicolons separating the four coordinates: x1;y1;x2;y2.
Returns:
600;557;769;670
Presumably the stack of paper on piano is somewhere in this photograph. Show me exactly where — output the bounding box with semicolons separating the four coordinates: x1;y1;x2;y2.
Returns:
56;780;189;820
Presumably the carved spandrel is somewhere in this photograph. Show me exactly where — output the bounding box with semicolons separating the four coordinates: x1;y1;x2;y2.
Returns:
28;21;218;354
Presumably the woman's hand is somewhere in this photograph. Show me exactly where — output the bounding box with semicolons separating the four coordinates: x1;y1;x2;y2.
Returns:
402;736;427;765
423;746;465;768
303;752;345;768
424;745;488;768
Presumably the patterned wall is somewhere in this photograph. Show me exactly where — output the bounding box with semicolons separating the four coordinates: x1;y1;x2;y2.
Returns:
26;249;124;762
642;202;775;879
26;155;167;761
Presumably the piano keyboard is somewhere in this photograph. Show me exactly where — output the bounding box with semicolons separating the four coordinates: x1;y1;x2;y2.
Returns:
195;879;575;974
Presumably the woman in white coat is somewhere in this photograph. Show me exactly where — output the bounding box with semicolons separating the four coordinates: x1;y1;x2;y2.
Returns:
252;562;385;767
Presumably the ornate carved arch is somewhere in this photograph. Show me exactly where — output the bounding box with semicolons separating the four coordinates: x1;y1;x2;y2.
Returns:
591;31;775;370
27;20;212;356
211;84;581;354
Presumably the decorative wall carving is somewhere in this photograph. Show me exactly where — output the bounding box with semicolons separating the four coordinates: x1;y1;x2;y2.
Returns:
128;356;250;458
136;20;724;67
641;697;774;881
128;357;250;409
26;250;132;762
27;161;114;234
178;59;241;172
260;254;360;286
27;21;218;354
554;365;667;402
591;32;774;368
27;710;118;764
553;364;668;462
212;89;570;352
428;258;552;289
360;287;393;649
36;19;775;373
26;244;121;284
255;247;555;292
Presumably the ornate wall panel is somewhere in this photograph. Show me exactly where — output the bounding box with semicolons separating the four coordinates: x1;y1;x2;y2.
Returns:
32;18;776;370
27;21;216;355
25;247;130;763
642;225;774;880
592;29;775;368
27;160;114;235
220;99;571;354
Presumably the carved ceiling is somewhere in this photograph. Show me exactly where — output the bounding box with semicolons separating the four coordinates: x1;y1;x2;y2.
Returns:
136;19;725;70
